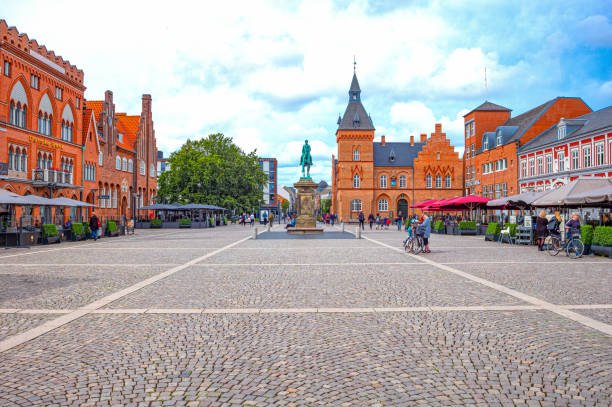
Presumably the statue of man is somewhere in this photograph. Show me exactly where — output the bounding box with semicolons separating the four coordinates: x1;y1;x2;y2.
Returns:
300;139;313;178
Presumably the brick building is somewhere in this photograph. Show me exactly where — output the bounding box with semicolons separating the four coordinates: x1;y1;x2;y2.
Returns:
258;157;278;216
463;98;592;199
518;106;612;192
331;72;463;222
86;91;158;220
0;20;86;223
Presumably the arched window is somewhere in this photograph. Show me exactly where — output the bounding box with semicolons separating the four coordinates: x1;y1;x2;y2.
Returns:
14;104;21;127
69;123;73;142
113;188;117;208
37;153;42;169
435;174;442;188
122;158;128;171
21;105;26;128
8;147;14;170
47;154;52;169
38;112;42;133
116;156;121;170
350;199;362;212
9;101;15;125
353;174;360;188
445;175;451;188
399;175;406;188
353;150;360;161
426;174;432;188
128;159;133;173
378;199;388;212
47;115;52;136
380;175;387;188
101;187;106;208
21;149;27;173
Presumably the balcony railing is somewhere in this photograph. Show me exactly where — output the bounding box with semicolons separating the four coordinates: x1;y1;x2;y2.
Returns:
32;169;73;185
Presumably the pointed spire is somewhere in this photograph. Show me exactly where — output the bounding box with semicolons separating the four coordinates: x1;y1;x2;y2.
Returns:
337;114;341;125
349;73;361;102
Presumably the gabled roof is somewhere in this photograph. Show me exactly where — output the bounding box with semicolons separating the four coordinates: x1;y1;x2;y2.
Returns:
116;114;140;145
115;114;137;153
337;73;375;131
519;106;612;153
502;98;556;143
86;100;103;121
373;142;424;167
464;101;511;117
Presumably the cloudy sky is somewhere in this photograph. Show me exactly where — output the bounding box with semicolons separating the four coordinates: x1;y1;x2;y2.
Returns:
4;0;611;185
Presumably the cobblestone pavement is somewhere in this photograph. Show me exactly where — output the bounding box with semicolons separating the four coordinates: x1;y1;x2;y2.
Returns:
0;225;610;406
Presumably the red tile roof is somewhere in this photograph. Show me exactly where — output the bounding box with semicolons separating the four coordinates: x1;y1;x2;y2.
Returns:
115;116;136;153
116;114;140;146
86;100;103;121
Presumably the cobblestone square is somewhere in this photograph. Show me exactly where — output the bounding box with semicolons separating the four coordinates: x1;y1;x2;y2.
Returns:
0;225;610;406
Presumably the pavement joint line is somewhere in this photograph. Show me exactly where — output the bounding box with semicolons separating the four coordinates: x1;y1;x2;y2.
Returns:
0;229;186;259
0;263;182;267
188;262;427;267
361;235;612;336
0;232;254;353
1;304;610;314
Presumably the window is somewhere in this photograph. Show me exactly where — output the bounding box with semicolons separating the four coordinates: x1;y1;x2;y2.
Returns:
426;174;432;188
558;151;565;172
483;136;488;150
488;184;494;199
140;160;145;175
113;188;117;209
61;121;73;142
503;158;507;170
378;199;388;212
471;165;475;179
495;160;500;171
380;175;387;188
445;175;451;188
465;149;469;159
502;183;508;197
122;158;128;171
496;131;502;146
128;159;133;173
437;152;440;160
466;166;470;180
435;174;442;188
528;159;535;177
350;199;362;212
3;61;10;76
482;185;487;197
55;87;62;100
30;74;39;89
596;143;604;166
558;124;566;139
583;146;591;168
101;187;106;208
116;156;121;170
353;150;359;161
471;144;475;157
399;175;406;188
99;152;103;166
495;184;501;199
537;157;543;175
150;163;155;177
546;155;552;173
76;97;80;109
571;148;579;169
470;122;475;136
8;147;14;170
465;124;469;138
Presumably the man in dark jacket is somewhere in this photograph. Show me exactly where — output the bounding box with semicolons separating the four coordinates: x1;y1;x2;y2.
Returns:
358;212;365;230
89;212;99;241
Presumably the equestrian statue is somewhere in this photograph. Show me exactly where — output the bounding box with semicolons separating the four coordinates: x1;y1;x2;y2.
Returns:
300;139;312;178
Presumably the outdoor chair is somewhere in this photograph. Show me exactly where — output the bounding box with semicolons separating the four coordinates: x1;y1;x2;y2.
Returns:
499;227;516;244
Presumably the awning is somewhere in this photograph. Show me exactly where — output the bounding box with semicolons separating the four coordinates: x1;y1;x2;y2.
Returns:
563;184;612;206
531;178;612;207
48;197;93;207
411;199;438;208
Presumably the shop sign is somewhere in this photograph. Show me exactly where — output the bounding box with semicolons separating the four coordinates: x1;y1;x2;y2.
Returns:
98;195;110;199
28;135;63;149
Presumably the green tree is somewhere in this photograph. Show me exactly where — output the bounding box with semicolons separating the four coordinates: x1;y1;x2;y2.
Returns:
281;200;289;214
321;199;331;214
157;134;266;212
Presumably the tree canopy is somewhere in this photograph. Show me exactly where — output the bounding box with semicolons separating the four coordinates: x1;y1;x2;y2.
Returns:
157;134;267;212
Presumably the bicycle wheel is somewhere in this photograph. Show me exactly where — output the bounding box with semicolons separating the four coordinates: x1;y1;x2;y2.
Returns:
412;236;424;254
547;236;562;256
566;238;584;259
403;238;410;253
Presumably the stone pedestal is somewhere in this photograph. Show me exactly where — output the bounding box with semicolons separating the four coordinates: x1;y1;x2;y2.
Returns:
287;177;324;235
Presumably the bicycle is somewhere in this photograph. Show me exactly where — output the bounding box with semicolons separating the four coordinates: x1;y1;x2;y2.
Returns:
403;231;425;254
546;228;584;259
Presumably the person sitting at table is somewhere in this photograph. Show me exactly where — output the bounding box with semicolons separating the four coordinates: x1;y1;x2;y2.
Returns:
285;216;296;229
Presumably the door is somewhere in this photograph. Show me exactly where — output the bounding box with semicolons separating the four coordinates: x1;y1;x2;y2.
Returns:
397;199;408;220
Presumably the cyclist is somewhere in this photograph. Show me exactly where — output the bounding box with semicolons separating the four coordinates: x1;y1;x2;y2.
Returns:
565;213;581;238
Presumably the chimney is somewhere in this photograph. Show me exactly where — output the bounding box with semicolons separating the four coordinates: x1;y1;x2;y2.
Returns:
381;135;386;146
410;135;414;146
420;133;427;143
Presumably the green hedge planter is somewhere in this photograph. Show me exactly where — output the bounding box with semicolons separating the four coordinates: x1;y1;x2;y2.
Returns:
458;221;476;235
580;224;593;255
592;226;612;258
42;223;61;244
106;221;119;237
82;222;91;237
179;218;191;228
71;223;86;241
485;222;501;241
434;220;444;233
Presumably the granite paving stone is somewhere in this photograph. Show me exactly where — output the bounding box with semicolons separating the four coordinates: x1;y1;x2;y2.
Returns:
0;313;57;341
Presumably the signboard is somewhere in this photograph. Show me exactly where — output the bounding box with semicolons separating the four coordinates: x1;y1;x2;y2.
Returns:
524;216;532;227
98;195;110;199
509;215;516;224
0;163;7;176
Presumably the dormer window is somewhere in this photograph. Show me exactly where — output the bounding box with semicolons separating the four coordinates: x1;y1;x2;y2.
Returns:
389;149;395;162
118;133;123;143
496;130;502;146
483;136;489;150
353;113;360;128
557;121;566;140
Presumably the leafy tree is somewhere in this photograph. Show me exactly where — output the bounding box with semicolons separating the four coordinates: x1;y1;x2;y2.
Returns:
157;134;266;212
321;199;331;214
281;200;290;214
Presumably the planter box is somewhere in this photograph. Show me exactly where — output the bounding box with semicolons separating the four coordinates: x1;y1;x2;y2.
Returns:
458;229;477;235
179;224;191;228
72;233;86;241
484;234;498;242
435;229;445;234
150;224;162;229
44;235;61;244
106;230;119;237
591;245;612;258
477;225;488;235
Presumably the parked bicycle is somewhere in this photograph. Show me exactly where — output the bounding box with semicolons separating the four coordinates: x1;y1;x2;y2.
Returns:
546;228;584;259
403;230;425;254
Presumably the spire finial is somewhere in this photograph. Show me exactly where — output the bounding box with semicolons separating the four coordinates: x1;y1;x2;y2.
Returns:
353;55;356;73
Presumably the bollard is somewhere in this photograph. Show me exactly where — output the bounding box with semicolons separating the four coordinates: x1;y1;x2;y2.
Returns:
267;223;271;232
253;227;258;240
341;223;345;233
355;226;361;239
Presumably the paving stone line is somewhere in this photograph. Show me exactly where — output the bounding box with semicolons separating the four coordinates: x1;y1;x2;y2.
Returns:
363;235;612;336
0;233;254;353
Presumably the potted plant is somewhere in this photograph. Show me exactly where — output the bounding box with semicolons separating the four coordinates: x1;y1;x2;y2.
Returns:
106;220;119;237
591;226;612;258
458;221;477;235
179;218;191;228
580;224;593;255
485;222;501;241
42;223;61;244
434;220;445;234
150;218;163;229
70;223;86;241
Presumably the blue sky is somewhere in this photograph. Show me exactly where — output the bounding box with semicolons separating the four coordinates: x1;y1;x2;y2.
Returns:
4;0;611;186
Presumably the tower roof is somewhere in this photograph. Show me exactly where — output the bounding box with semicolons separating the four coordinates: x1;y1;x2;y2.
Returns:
337;72;375;131
464;101;512;117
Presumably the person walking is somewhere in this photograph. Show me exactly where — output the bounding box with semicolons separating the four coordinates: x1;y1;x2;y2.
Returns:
375;214;381;230
358;211;365;230
89;212;99;241
331;213;335;227
421;214;432;253
396;211;403;231
368;213;374;230
535;210;549;251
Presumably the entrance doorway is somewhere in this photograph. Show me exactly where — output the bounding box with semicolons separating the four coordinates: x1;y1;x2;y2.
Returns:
121;197;128;219
397;199;408;220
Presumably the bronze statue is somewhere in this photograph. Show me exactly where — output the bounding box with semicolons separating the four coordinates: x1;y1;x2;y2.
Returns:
300;139;312;178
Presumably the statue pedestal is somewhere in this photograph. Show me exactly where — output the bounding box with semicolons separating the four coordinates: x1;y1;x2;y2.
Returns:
287;177;324;235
